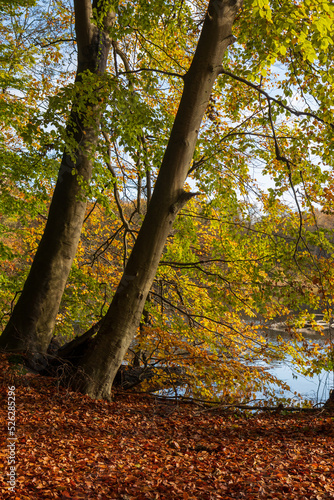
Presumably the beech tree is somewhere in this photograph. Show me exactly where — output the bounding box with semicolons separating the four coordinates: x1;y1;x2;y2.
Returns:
0;0;115;354
64;0;245;399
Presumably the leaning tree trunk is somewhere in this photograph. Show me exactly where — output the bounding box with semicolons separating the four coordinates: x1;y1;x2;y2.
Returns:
0;1;114;356
72;0;243;400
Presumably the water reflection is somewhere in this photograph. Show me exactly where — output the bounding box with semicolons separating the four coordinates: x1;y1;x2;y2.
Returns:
257;322;334;405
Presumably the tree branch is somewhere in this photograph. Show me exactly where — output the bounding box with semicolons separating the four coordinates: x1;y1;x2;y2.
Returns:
39;38;76;48
119;67;185;80
218;68;333;129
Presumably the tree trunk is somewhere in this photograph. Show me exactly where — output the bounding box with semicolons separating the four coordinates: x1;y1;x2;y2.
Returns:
0;1;114;356
72;0;243;400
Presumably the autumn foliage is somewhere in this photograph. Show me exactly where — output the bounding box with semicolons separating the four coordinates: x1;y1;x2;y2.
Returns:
1;0;334;400
0;354;334;499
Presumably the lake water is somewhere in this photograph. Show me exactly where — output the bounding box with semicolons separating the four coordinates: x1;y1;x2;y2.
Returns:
255;323;334;406
154;317;334;406
256;355;333;405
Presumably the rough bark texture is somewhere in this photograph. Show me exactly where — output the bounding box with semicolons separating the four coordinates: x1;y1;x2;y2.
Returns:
73;0;243;400
0;1;114;356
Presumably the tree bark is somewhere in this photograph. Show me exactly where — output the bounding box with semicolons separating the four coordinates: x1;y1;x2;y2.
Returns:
0;1;114;356
72;0;243;399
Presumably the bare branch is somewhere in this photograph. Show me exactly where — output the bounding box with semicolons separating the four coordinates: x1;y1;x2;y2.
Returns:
39;38;76;48
218;68;333;129
119;67;185;80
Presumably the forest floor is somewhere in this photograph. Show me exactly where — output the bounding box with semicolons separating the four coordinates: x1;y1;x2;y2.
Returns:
0;353;333;500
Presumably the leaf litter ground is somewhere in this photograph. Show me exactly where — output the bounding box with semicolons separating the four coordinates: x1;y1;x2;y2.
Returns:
0;354;333;499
